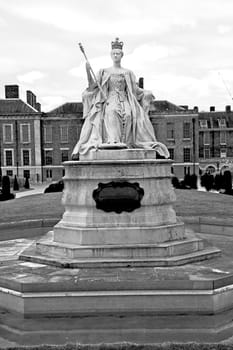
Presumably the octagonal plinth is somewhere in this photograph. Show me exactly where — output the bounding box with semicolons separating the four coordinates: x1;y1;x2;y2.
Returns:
20;149;220;267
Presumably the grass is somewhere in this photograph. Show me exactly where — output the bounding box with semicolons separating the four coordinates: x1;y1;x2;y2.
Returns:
0;189;232;224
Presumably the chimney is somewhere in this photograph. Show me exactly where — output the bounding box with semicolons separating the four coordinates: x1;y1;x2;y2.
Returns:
226;105;231;112
26;90;33;106
36;102;41;112
180;105;189;110
138;77;144;89
210;106;215;112
5;85;19;98
32;93;37;109
193;106;199;112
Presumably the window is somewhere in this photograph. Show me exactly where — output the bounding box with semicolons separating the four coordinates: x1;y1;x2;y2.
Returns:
6;170;13;177
220;131;226;145
183;148;191;162
204;147;210;159
22;149;30;166
199;120;208;128
61;149;69;162
203;132;210;145
184;166;190;176
168;148;174;160
60;126;68;143
44;126;53;143
218;119;226;128
167;122;174;139
3;124;13;143
220;149;227;158
183;122;191;139
23;170;30;178
44;149;53;165
4;149;13;166
46;169;53;179
20;124;30;143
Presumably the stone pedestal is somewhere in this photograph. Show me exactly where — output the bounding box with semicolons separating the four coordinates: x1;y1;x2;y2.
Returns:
20;149;220;267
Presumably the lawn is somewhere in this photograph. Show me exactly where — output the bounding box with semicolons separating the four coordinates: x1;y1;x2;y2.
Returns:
0;189;232;224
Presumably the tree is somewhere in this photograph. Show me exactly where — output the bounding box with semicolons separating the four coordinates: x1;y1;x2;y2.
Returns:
13;175;19;191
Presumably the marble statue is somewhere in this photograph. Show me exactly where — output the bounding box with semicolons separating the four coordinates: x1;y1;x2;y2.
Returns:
72;38;169;158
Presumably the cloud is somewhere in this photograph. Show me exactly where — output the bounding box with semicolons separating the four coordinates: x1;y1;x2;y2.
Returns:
217;25;232;35
40;95;66;112
0;1;196;36
17;70;46;84
69;44;186;79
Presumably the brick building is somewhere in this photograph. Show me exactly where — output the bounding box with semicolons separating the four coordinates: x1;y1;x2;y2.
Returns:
0;84;208;183
0;85;83;182
198;105;233;174
151;101;199;179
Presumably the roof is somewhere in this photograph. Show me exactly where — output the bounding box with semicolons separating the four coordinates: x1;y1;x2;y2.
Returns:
0;99;38;114
48;102;83;114
199;110;233;128
152;100;188;112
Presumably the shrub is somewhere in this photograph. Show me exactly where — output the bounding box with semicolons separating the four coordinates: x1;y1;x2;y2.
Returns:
2;175;10;196
171;176;180;189
200;173;214;191
222;170;232;194
24;176;30;189
13;175;19;191
190;174;198;189
0;175;15;201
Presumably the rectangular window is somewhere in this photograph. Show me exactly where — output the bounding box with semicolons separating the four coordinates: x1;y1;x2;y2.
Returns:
203;132;210;145
44;126;53;143
220;131;226;145
46;169;53;179
3;124;13;143
4;149;13;166
168;148;174;160
23;170;30;178
199;147;204;158
20;124;30;143
61;149;69;162
183;148;191;162
44;149;53;165
22;149;30;166
60;126;68;143
220;149;227;158
183;122;191;139
199;120;208;128
6;170;13;177
218;119;226;128
167;122;174;140
204;147;210;159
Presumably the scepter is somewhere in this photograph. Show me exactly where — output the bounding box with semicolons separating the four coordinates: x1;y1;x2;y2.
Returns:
78;43;107;100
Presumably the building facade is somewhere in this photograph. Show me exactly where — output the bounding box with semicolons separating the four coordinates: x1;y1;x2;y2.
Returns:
5;84;233;184
151;101;199;179
198;105;233;174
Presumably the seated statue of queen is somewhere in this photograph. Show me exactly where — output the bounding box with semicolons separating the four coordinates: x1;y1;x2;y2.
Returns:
72;38;169;159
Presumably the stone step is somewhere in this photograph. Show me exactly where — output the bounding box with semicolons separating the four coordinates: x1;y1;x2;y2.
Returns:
20;242;221;268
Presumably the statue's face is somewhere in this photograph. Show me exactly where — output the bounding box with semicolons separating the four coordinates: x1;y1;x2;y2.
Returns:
111;49;123;63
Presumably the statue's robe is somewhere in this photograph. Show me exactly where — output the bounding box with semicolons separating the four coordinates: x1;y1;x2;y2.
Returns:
72;69;169;158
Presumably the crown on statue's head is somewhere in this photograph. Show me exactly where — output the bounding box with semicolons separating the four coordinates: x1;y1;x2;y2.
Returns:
111;37;123;50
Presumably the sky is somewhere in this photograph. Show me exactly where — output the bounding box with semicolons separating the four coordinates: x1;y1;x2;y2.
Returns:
0;0;233;112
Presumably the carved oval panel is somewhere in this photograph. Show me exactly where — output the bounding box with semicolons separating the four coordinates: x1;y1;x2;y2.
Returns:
93;181;144;213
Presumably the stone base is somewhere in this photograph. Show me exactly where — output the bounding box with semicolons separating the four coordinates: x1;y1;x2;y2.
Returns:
0;237;230;344
19;229;220;268
19;151;221;268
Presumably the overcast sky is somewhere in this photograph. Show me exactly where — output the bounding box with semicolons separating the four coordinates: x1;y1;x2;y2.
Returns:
0;0;233;112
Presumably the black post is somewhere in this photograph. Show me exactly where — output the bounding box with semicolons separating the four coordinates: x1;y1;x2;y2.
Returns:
192;118;196;175
0;136;2;186
15;120;19;176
